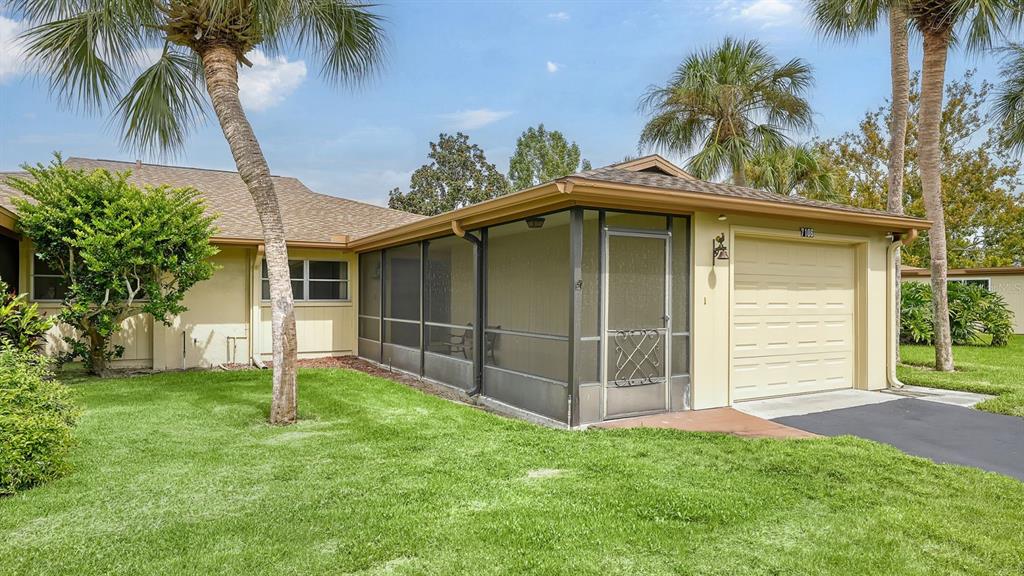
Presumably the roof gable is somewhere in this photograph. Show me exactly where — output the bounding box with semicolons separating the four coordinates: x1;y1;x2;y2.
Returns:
608;155;695;180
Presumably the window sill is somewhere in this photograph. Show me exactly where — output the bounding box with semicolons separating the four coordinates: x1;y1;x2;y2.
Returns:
260;300;353;308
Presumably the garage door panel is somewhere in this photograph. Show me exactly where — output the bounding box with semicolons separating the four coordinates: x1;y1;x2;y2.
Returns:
732;315;854;358
732;236;856;401
732;352;853;400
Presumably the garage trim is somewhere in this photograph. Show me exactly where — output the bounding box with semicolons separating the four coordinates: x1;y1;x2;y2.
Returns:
728;226;871;404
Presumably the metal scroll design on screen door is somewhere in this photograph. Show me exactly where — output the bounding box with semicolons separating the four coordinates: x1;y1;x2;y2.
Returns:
612;329;663;387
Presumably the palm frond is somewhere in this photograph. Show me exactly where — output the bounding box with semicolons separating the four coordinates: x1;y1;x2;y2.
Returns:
290;0;387;85
112;46;208;158
807;0;889;41
994;43;1024;155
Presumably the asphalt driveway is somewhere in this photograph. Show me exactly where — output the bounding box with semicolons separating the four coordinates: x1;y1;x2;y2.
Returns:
775;398;1024;481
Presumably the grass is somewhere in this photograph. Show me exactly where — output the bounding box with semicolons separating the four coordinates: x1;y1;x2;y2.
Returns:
899;335;1024;417
2;369;1023;575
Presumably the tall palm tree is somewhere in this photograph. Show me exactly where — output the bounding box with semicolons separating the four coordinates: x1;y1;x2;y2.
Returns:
746;144;837;200
994;43;1024;153
812;0;1022;372
13;0;385;423
638;37;814;185
808;0;910;360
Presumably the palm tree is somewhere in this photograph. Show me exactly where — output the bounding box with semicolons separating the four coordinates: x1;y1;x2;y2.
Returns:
808;0;910;361
812;0;1022;372
746;144;837;200
994;43;1024;154
14;0;385;423
638;37;813;185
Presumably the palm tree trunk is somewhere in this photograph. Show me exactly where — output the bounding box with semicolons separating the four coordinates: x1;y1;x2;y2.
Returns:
201;46;299;422
888;6;910;363
919;30;955;372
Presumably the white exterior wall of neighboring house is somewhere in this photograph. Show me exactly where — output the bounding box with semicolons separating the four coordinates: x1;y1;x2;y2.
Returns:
903;271;1024;334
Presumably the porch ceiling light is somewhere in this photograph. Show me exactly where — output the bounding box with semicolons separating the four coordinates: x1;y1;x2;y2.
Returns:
712;233;729;267
526;216;546;229
717;214;727;221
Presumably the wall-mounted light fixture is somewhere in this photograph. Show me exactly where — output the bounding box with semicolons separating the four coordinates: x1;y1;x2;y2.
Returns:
526;216;546;229
717;214;727;221
712;233;729;267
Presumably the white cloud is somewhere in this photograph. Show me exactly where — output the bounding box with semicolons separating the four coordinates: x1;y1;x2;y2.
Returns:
438;108;513;130
238;50;307;111
547;11;570;22
717;0;802;28
0;16;27;84
546;61;561;73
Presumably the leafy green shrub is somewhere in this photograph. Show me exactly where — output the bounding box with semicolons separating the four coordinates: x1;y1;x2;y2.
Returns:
900;281;1015;346
0;347;78;495
0;280;54;353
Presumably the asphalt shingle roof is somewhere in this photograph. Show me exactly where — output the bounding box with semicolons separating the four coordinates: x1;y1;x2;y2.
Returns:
0;158;423;243
574;164;918;220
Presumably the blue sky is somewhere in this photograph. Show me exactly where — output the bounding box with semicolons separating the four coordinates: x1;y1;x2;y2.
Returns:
0;1;1004;206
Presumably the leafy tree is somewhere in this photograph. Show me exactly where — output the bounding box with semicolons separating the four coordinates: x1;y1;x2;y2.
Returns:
811;0;1023;372
508;124;591;190
13;0;386;424
389;133;511;216
746;144;836;200
8;158;217;376
638;37;813;185
816;72;1024;269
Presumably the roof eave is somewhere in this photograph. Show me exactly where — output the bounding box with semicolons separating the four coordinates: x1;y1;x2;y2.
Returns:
350;177;931;252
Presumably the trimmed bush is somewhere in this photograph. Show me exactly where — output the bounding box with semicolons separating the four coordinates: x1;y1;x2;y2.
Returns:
0;348;78;495
900;281;1015;346
0;280;53;353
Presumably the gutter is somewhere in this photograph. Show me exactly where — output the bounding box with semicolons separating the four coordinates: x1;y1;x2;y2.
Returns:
453;220;484;397
887;230;917;389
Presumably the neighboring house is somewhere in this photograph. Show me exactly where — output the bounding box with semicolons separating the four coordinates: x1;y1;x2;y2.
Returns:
902;266;1024;334
0;155;930;428
0;158;423;368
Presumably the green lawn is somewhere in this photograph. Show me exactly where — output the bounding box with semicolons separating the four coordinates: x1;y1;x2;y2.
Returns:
899;335;1024;417
2;369;1023;575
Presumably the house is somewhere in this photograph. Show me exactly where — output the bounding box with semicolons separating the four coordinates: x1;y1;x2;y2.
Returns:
0;155;930;427
0;158;423;368
902;266;1024;334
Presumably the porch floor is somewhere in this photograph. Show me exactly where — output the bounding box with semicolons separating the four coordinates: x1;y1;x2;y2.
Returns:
594;407;819;439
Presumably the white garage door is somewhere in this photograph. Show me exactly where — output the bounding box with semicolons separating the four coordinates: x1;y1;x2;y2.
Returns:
731;236;856;401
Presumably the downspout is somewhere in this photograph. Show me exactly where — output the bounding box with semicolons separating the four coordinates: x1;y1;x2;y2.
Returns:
453;220;484;396
887;229;917;388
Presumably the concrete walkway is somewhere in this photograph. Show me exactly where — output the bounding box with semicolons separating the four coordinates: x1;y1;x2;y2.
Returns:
597;407;818;439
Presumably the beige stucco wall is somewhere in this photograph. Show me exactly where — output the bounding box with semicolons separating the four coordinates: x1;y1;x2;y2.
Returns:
903;273;1024;334
13;239;358;369
254;247;357;361
18;240;153;368
690;210;893;410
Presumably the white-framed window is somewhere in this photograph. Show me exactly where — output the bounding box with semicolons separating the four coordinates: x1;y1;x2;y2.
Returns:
32;254;68;301
262;259;349;301
950;278;991;290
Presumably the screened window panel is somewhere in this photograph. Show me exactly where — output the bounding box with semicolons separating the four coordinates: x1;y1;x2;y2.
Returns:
384;320;420;349
605;212;668;231
671;217;690;330
384;244;421;322
671;334;690;377
581;210;600;337
33;275;68;301
309;281;342;300
486;332;568;382
359;316;380;341
260;280;304;300
309;261;341;280
425;325;474;360
32;255;67;300
486;211;570;337
606;235;666;330
425;236;474;326
359;251;382;316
